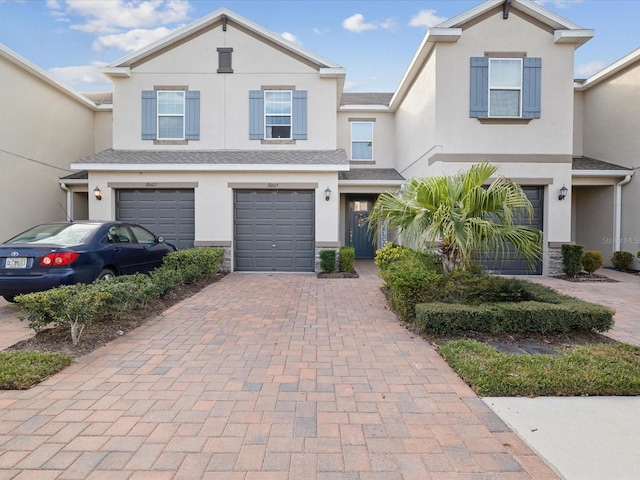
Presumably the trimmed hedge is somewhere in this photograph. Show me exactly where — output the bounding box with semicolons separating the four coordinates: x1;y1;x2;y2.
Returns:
612;251;633;270
415;282;614;334
16;247;224;345
319;249;337;273
339;246;355;273
561;244;584;277
582;250;603;274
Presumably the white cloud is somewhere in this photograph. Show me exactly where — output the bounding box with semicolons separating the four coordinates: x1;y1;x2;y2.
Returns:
93;27;176;52
343;81;361;92
312;27;329;36
535;0;584;8
49;61;107;87
380;17;399;31
409;9;447;28
280;32;302;46
342;13;376;33
576;61;606;77
62;0;190;34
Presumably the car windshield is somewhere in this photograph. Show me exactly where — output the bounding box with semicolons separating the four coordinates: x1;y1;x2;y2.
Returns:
5;224;97;246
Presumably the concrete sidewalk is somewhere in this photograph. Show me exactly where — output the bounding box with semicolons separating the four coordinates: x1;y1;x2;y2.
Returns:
0;261;556;479
481;268;640;480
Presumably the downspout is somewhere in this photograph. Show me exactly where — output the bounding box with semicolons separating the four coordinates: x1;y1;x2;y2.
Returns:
59;182;72;221
614;174;633;252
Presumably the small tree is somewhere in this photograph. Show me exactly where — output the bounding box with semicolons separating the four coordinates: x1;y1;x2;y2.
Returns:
582;251;603;275
368;163;542;272
561;244;584;277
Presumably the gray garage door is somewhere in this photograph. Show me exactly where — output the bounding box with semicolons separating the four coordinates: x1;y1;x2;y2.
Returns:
482;186;543;275
235;190;314;272
116;189;195;250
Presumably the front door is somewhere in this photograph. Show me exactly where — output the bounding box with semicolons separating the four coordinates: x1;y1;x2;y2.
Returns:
348;198;375;259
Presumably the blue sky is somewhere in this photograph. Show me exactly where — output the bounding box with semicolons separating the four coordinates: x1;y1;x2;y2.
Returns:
1;0;639;93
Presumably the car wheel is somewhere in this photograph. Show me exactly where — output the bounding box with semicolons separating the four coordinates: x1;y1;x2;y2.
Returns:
97;268;116;281
2;295;15;303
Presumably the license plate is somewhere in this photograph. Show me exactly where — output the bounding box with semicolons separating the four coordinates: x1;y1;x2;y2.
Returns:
5;257;27;269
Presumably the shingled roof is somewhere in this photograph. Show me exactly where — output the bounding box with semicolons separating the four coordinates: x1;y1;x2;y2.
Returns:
340;93;393;107
82;92;113;105
73;149;349;166
339;168;404;181
572;156;631;171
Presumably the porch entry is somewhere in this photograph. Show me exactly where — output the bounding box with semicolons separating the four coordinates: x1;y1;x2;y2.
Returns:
346;195;377;259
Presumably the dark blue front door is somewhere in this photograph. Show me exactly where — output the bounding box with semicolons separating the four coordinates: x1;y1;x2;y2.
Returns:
348;199;375;259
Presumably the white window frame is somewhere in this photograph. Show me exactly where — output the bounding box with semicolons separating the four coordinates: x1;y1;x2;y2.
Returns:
157;90;185;140
488;58;523;118
350;121;374;161
264;90;292;139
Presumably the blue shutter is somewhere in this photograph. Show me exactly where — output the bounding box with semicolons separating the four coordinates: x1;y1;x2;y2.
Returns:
185;90;200;140
249;90;264;140
523;57;542;118
292;90;308;140
141;90;157;140
469;57;489;118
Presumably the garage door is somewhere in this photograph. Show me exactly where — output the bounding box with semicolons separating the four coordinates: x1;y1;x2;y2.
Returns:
235;190;314;272
116;189;195;250
482;186;543;275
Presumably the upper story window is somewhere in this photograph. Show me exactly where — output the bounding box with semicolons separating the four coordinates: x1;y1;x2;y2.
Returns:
489;59;522;117
351;122;373;160
265;90;292;139
249;89;307;141
141;89;200;142
470;56;541;120
158;91;185;139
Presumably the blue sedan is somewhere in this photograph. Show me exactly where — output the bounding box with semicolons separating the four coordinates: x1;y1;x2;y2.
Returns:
0;221;176;302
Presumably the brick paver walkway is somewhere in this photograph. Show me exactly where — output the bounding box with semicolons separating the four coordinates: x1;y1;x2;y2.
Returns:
0;262;557;479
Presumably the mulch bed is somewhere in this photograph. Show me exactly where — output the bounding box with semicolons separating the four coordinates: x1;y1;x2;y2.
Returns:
317;271;359;279
6;273;226;358
556;272;618;283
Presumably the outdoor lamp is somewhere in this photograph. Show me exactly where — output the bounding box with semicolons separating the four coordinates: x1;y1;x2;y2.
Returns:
558;184;568;201
324;187;331;202
93;186;103;201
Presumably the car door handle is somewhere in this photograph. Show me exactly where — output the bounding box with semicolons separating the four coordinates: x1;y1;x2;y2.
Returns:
113;247;121;252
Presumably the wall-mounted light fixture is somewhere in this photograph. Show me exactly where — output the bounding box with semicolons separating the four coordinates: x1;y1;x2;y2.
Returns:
558;184;568;201
93;186;102;201
324;187;331;202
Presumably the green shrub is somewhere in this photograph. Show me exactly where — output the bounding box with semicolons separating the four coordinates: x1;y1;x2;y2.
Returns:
561;244;584;277
415;281;614;335
91;273;157;317
149;266;181;296
162;247;224;278
612;251;633;270
582;251;603;274
339;246;355;273
319;249;337;273
385;269;441;322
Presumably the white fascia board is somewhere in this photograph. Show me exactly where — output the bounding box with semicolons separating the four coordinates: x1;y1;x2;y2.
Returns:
437;0;502;28
339;105;390;112
0;43;97;111
101;67;130;78
107;8;342;70
576;47;640;91
554;29;594;48
58;178;88;186
339;180;404;186
96;104;113;111
389;28;461;111
70;163;350;172
319;67;346;77
572;170;634;177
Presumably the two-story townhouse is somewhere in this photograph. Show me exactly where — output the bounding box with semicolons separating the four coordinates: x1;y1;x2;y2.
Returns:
388;0;594;275
572;49;638;267
0;45;111;241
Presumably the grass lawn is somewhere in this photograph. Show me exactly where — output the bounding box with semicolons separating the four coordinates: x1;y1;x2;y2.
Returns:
0;351;74;390
439;339;640;397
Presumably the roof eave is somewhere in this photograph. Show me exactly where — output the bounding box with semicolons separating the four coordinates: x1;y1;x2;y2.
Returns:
339;180;404;186
106;8;342;71
576;46;640;91
572;170;634;177
70;163;350;172
339;105;390;112
554;29;594;49
0;43;98;111
389;28;462;111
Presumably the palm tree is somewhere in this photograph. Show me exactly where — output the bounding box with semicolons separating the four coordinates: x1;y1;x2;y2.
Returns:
369;162;542;272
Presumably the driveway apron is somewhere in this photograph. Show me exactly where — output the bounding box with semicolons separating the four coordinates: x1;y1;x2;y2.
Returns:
0;261;557;479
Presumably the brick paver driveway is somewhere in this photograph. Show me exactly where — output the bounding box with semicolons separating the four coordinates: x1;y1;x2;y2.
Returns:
0;261;556;479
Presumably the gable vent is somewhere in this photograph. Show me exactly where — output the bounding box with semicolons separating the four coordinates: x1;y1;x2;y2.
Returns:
217;47;233;74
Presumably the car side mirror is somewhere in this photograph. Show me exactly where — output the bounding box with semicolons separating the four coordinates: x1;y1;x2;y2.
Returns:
157;236;165;243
